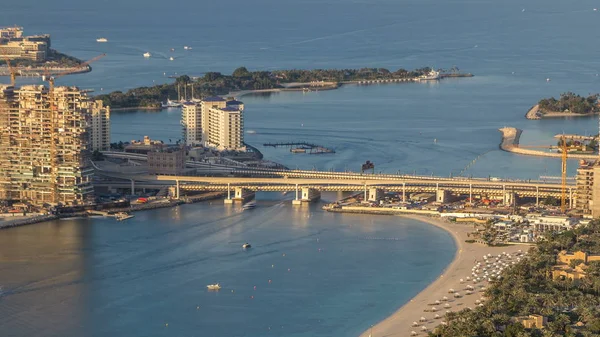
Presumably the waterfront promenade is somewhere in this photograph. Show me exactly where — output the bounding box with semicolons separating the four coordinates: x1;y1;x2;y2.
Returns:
359;215;527;337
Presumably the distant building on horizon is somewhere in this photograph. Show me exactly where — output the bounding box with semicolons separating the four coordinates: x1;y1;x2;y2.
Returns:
181;97;245;151
0;27;50;62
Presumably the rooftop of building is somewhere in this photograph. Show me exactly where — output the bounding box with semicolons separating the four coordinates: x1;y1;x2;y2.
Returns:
203;96;225;102
218;106;241;112
226;100;243;105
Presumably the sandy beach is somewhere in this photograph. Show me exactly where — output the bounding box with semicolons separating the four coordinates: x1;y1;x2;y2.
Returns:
359;215;530;337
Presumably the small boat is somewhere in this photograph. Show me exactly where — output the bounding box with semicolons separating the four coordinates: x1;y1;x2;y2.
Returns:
161;99;183;108
96;38;108;43
184;46;191;50
242;243;251;249
169;57;174;61
115;212;135;221
418;69;441;81
207;284;221;290
170;48;175;52
242;202;256;210
143;52;151;58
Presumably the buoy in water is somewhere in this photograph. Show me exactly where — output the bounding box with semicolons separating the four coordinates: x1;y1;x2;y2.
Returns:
165;323;169;327
197;306;200;309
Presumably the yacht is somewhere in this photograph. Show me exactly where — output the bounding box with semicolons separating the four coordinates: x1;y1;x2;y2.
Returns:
184;46;191;50
242;202;256;210
242;243;251;249
207;284;221;290
115;212;135;221
161;99;183;108
143;52;151;58
418;69;441;81
169;57;174;61
96;38;108;43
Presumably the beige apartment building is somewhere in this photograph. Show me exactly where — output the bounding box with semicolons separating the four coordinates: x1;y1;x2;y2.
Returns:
182;97;245;151
0;27;23;39
0;40;48;61
0;84;102;205
574;160;600;217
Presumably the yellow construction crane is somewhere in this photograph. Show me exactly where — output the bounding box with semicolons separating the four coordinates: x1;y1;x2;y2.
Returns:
42;54;106;204
2;56;16;86
560;135;568;213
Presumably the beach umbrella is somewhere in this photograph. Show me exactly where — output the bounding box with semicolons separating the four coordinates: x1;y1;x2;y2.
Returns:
444;303;450;308
448;288;455;293
421;326;428;331
431;307;437;312
460;278;464;283
441;321;447;326
466;276;471;280
475;300;481;304
420;316;426;322
435;300;441;305
479;303;484;307
412;321;419;327
442;296;448;301
411;331;417;336
435;314;440;319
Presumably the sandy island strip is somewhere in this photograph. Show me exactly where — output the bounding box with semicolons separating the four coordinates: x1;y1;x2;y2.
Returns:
359;215;529;337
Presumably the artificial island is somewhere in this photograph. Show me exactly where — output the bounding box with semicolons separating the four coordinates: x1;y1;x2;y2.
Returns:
3;26;600;337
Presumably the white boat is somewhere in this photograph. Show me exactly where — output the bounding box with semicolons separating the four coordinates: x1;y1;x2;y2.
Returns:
207;283;221;290
143;52;151;58
161;99;183;108
242;202;256;210
96;38;108;43
418;69;441;81
169;57;174;61
242;243;251;249
184;46;191;50
115;212;134;221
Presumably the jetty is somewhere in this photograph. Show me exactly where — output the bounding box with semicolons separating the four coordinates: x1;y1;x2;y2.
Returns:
263;142;335;154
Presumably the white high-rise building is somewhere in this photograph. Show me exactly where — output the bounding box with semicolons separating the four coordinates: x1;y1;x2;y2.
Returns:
182;97;245;151
87;100;110;151
182;102;202;145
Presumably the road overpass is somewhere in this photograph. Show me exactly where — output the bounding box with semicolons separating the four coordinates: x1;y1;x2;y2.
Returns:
150;174;573;206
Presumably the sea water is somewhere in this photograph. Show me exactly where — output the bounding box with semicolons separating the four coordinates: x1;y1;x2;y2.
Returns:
1;0;599;335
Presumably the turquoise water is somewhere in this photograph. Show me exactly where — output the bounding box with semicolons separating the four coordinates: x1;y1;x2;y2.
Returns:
1;0;600;336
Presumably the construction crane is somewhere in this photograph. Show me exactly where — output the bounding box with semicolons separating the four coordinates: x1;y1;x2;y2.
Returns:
2;56;16;86
560;135;568;213
43;53;106;204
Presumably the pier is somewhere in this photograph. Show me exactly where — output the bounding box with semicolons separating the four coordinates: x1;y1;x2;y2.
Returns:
263;142;335;154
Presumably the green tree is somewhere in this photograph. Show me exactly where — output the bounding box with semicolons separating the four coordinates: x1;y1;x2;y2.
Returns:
232;66;251;77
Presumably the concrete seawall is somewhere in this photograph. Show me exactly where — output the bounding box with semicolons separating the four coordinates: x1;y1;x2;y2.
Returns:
498;127;599;160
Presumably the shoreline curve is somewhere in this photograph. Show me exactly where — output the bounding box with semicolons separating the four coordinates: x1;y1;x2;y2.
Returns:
358;215;527;337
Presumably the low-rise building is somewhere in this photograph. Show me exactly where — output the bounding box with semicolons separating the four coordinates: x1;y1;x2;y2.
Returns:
529;216;577;233
148;147;186;175
521;315;547;329
551;250;600;281
124;136;164;154
0;40;47;61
